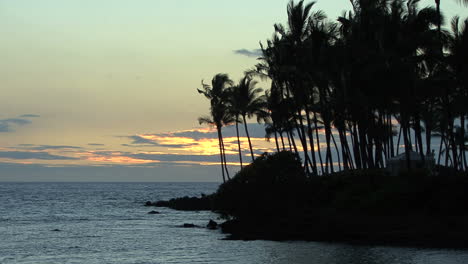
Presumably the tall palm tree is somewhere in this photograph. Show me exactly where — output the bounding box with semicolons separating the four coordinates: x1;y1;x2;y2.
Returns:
227;74;267;162
222;0;467;173
197;73;234;182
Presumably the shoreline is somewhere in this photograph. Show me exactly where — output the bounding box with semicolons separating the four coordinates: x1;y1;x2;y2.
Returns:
219;215;468;249
147;155;468;250
148;196;468;249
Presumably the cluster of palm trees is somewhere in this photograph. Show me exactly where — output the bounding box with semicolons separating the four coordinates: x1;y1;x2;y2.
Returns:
198;0;468;181
197;74;267;182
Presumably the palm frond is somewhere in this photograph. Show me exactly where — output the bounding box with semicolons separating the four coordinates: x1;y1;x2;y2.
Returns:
198;116;214;126
455;0;468;7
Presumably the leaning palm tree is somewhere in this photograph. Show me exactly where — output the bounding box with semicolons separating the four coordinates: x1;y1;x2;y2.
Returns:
227;74;267;162
197;73;234;182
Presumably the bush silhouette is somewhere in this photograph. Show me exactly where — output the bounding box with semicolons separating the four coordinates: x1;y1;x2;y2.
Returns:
214;151;307;218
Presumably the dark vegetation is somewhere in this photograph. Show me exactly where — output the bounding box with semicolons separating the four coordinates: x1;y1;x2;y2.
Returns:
152;151;468;247
151;0;468;248
217;152;468;246
197;0;468;180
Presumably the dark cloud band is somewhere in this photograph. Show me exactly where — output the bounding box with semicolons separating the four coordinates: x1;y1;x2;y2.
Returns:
233;49;262;57
0;151;78;160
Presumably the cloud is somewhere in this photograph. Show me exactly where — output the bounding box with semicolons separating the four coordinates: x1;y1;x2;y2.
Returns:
19;114;40;118
123;135;197;148
155;124;268;140
0;151;78;160
155;130;218;140
233;49;262;58
0;118;32;132
126;135;158;145
122;143;197;148
127;153;242;163
88;143;105;146
19;145;82;151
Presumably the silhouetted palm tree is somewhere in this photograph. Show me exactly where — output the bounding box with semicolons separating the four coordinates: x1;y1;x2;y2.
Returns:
447;16;468;170
197;73;234;182
225;88;245;169
227;74;267;162
196;0;468;175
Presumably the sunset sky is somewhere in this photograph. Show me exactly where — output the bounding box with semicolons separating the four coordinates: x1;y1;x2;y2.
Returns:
1;0;466;181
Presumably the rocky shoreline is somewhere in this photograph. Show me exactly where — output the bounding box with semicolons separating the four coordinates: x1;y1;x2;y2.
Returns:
146;196;468;249
144;153;468;249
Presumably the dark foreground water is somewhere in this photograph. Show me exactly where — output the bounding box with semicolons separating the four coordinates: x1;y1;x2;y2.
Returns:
1;182;468;264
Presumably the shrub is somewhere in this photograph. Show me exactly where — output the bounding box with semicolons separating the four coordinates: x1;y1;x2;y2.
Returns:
214;151;307;218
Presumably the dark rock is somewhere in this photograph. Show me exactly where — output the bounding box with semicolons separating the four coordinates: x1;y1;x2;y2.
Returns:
152;195;213;211
154;200;170;207
144;201;154;206
182;223;198;228
148;210;160;214
207;219;218;229
51;229;61;232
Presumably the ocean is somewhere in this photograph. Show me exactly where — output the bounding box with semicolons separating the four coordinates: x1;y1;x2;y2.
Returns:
1;182;467;264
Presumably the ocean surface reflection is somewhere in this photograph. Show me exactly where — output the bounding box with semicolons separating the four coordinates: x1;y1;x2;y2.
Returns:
0;182;467;264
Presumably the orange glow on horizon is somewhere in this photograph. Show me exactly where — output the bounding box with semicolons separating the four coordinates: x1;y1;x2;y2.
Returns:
86;156;155;164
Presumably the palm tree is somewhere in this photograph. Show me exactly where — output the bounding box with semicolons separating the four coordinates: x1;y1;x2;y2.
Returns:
227;74;267;162
226;89;245;169
434;0;468;33
447;16;468;170
193;0;467;174
197;73;234;182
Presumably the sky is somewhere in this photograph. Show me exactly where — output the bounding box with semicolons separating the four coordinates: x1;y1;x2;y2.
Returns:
1;0;467;182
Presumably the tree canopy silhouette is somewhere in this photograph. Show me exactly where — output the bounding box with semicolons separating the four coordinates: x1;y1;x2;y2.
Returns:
197;0;468;176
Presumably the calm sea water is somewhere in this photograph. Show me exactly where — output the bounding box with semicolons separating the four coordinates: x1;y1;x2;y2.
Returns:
1;182;468;264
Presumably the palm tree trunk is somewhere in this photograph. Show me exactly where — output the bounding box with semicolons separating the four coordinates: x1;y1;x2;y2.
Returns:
444;137;451;167
304;106;318;175
242;115;255;162
461;114;467;170
396;126;403;155
449;120;458;169
338;128;348;170
388;114;395;157
288;130;300;157
313;113;325;174
345;134;355;169
437;132;445;165
280;132;286;150
425;116;433;155
340;126;354;170
402;120;412;170
286;131;293;152
324;122;334;173
416;117;424;158
331;132;342;171
219;131;230;180
351;122;362;169
294;111;313;173
216;127;226;183
235;118;243;169
273;129;280;153
358;122;369;169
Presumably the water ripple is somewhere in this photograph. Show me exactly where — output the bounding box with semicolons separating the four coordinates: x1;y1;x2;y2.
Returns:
1;182;467;264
